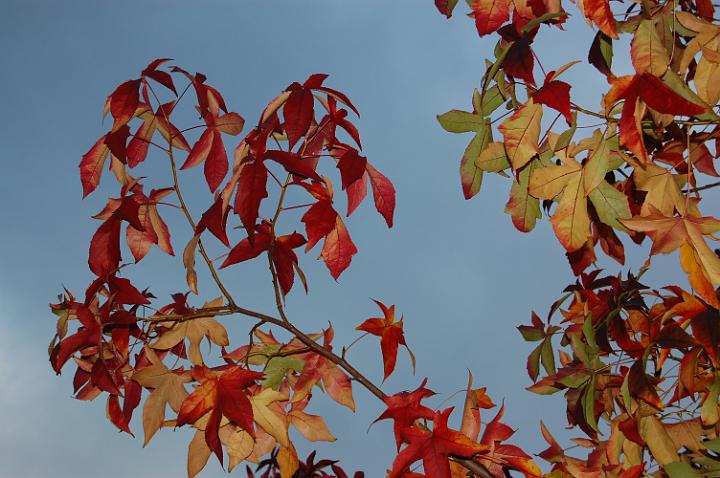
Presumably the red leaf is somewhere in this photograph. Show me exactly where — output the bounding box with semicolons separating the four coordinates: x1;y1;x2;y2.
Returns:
637;73;707;116
284;88;314;148
221;232;271;268
302;200;338;251
89;217;122;276
80;136;111;197
435;0;458;17
181;128;214;171
502;33;536;86
336;147;368;190
204;130;228;192
107;276;149;305
583;0;617;39
346;174;368;217
264;150;321;180
273;232;307;295
367;163;396;227
195;196;230;247
107;394;133;435
356;300;409;380
177;366;263;465
104;125;130;164
109;79;141;132
533;80;572;124
391;408;487;478
375;378;436;449
628;360;663;409
472;0;511;36
141;58;177;95
321;216;358;279
235;161;269;237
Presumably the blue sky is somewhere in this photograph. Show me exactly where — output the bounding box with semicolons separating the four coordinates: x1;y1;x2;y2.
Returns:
0;1;689;477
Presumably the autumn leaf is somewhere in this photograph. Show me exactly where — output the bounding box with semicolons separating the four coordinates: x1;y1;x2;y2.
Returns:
250;388;291;447
604;73;706;162
293;327;355;411
177;365;264;464
499;99;543;170
533;79;572;124
622;208;720;287
633;162;686;216
152;297;230;365
472;0;511;36
375;379;436;449
631;19;670;76
435;0;460;17
505;158;542;232
367;163;396;228
529;157;590;251
180;111;245;192
391;408;487;478
356;300;414;380
288;398;336;442
108;79;141;132
320;215;358;280
582;0;617;39
132;348;190;446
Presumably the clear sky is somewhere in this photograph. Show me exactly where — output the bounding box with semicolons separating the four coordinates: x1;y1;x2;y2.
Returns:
0;1;688;477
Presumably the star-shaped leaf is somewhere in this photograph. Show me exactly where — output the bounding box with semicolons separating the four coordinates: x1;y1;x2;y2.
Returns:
356;300;414;380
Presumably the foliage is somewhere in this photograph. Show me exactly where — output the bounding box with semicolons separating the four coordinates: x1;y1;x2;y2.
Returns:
48;1;720;477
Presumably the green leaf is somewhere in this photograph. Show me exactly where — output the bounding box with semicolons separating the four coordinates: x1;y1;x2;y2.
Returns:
557;370;591;388
588;181;632;231
459;122;491;199
437;110;486;133
582;375;600;432
527;342;543;381
701;379;720;426
521;12;568;33
540;337;556;375
589;31;613;77
476;142;510;172
517;324;545;342
664;461;701;478
262;356;304;390
476;86;506;116
704;437;720;453
554;112;577;152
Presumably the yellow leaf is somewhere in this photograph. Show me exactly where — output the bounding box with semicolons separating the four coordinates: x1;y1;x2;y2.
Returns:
631;19;670;76
278;445;299;478
499;99;543;170
250;389;290;447
132;348;190;446
187;430;212;478
289;410;336;442
152;297;229;365
639;415;679;465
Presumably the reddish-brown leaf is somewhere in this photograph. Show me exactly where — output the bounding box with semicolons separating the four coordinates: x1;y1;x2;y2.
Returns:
391;408;487;478
109;79;141;132
321;216;358;279
375;379;436;449
89;217;122;276
356;300;409;380
367;163;395;228
533;80;572;124
80;136;111;197
235;161;268;238
472;0;511;36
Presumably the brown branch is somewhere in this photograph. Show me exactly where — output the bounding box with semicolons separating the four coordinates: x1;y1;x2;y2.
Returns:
683;180;720;193
144;81;238;309
153;302;494;477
